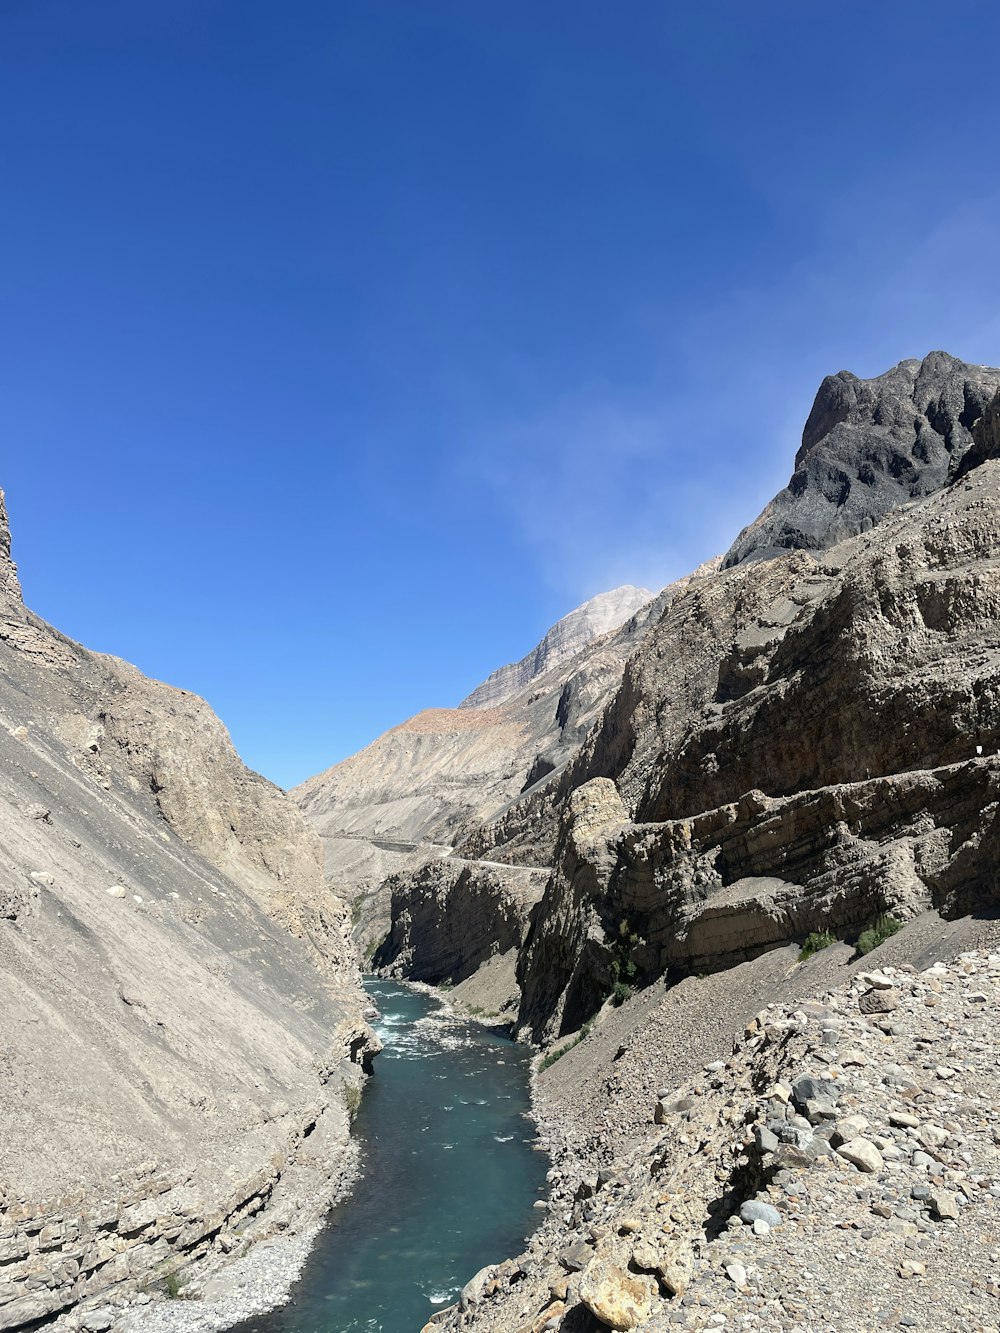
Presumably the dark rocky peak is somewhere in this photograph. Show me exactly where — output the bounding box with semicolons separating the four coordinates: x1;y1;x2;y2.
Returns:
725;351;1000;567
955;386;1000;480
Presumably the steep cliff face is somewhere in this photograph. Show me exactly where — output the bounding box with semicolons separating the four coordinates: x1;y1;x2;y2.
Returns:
0;488;22;602
300;351;1000;1061
373;858;547;995
518;431;1000;1040
460;585;654;710
0;495;373;1331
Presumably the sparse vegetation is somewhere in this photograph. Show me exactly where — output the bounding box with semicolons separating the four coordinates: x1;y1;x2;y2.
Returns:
608;918;641;1000
343;1082;362;1119
538;1018;595;1071
161;1270;184;1300
855;913;902;957
799;929;836;961
350;892;367;927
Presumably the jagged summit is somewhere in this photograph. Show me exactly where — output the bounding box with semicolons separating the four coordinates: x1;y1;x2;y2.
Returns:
459;584;655;711
725;350;1000;567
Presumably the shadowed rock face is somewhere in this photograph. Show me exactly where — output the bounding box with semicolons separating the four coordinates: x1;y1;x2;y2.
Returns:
372;858;548;988
0;498;372;1329
725;352;1000;567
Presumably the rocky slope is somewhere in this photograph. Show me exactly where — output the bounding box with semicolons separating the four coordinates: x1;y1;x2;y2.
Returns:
371;361;1000;1028
0;489;374;1332
373;857;550;1018
514;382;1000;1043
292;581;685;921
427;933;1000;1333
290;350;1000;1332
460;586;655;711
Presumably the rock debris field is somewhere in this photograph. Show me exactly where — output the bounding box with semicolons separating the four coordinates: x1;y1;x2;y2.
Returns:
433;949;1000;1333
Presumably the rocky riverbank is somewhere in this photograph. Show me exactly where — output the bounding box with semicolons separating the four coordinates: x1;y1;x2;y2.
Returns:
46;1141;361;1333
427;928;1000;1333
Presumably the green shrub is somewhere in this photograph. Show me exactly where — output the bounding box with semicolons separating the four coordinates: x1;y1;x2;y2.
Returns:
855;914;902;957
538;1019;595;1071
799;930;836;961
608;919;640;986
611;981;634;1006
162;1271;184;1300
343;1083;362;1119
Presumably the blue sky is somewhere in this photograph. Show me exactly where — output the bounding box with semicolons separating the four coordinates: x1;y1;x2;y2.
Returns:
2;1;1000;788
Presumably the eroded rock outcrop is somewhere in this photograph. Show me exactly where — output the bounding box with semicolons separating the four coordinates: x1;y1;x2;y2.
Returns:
519;449;1000;1040
293;584;670;902
374;858;547;994
303;352;1000;1057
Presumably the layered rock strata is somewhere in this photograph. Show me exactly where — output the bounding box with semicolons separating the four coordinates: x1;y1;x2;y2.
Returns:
518;438;1000;1040
0;488;373;1331
292;587;671;900
305;357;1000;1054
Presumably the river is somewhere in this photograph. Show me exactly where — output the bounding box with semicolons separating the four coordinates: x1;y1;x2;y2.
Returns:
231;978;548;1333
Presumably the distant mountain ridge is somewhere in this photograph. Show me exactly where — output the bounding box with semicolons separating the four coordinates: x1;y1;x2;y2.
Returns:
459;584;655;710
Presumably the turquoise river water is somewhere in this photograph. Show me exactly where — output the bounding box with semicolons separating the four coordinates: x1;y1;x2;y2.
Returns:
231;978;548;1333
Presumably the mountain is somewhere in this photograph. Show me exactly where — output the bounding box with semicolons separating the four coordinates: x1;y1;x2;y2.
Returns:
724;350;1000;566
355;351;1000;1331
0;488;374;1331
460;585;655;710
337;353;1000;1030
292;577;708;961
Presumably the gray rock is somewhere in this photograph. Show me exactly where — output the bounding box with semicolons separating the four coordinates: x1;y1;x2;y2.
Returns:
835;1138;883;1173
558;1241;593;1272
724;352;1000;566
791;1076;839;1110
740;1201;782;1228
859;988;899;1014
755;1126;780;1155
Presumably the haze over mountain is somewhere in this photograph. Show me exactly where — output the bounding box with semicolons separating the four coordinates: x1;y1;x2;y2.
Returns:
298;349;1000;1012
460;586;654;711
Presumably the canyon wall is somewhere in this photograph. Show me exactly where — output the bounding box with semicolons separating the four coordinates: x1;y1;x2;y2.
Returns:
0;487;374;1331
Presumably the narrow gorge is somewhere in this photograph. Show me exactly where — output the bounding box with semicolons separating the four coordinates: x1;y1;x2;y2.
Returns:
5;350;1000;1333
292;350;1000;1332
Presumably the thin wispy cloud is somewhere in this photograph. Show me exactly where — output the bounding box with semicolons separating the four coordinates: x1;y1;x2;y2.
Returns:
464;186;1000;607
